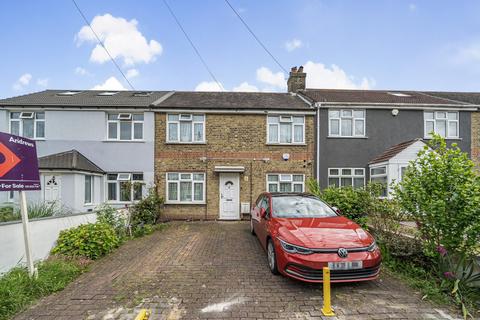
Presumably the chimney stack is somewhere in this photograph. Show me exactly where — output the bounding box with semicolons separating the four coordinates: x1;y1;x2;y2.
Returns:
287;65;306;93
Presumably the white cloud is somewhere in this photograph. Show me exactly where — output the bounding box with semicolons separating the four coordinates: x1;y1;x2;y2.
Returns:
194;81;224;91
303;61;374;89
232;82;258;92
37;78;49;87
75;67;91;76
256;67;286;90
76;13;162;66
126;68;139;79
285;39;303;52
13;73;32;91
91;76;127;90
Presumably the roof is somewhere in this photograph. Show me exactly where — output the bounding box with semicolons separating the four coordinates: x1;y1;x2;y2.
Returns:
300;89;475;107
38;150;104;173
426;92;480;105
154;91;312;110
369;139;423;165
0;90;171;108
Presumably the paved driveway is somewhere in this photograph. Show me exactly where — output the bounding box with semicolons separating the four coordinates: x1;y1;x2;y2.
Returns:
16;222;460;320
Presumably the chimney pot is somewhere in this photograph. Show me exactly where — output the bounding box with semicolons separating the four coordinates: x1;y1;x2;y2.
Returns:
298;66;304;72
291;66;297;73
287;65;306;92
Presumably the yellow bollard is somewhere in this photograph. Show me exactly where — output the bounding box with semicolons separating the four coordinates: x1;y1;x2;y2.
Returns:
321;267;335;316
134;309;151;320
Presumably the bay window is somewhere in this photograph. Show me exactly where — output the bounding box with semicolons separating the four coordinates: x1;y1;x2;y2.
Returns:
84;175;93;204
107;173;144;202
10;111;45;139
329;109;365;137
167;114;205;143
424;111;459;138
328;168;365;188
166;172;205;203
267;115;304;144
267;174;304;192
370;166;388;197
107;113;143;141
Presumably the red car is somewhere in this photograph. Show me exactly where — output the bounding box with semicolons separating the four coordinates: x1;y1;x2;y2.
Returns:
250;192;381;283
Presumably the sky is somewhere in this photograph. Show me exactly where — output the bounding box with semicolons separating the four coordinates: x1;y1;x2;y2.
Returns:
1;1;480;98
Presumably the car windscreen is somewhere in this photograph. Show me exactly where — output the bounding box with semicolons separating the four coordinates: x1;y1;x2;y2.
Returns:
271;196;337;218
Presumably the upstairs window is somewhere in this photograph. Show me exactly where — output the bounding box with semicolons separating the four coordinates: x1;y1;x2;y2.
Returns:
167;114;205;143
10;111;45;139
267;174;304;192
329;109;365;137
424;111;459;138
107;173;144;202
107;113;143;141
267;115;305;144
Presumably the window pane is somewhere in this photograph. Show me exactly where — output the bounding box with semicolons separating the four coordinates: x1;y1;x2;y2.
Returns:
132;114;144;121
280;174;292;181
193;114;204;121
341;169;352;175
108;122;117;139
36;121;45;138
448;121;458;137
293;184;303;192
447;112;458;120
268;124;278;143
120;181;131;201
329;168;339;176
133;183;142;200
167;173;179;180
268;175;278;182
424;112;434;120
341;119;352;136
354;169;364;176
354;119;364;136
180;182;192;201
132;173;144;181
10;112;20;119
371;167;386;175
279;182;292;192
330;119;339;135
120;121;132;140
194;183;203;201
193;174;204;181
293;116;304;123
342;110;352;117
436;112;447;119
168;123;178;141
168;182;178;201
328;178;339;187
353;110;364;118
341;178;352;187
10;121;20;135
133;123;143;139
268;184;278;192
437;120;447;137
167;114;178;122
84;176;92;203
268;116;279;124
425;121;434;136
180;173;191;179
293;125;303;142
108;183;117;201
353;177;364;188
23;119;34;138
193;123;203;141
293;175;303;182
371;176;388;197
180;122;192;142
107;174;117;180
35;112;45;119
279;123;292;143
107;114;118;120
329;110;340;118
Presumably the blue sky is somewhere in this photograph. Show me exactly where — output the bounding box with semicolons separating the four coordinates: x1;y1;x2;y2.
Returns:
1;0;480;98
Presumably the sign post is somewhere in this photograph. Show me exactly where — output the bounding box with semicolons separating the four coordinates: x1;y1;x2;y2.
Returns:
0;132;41;277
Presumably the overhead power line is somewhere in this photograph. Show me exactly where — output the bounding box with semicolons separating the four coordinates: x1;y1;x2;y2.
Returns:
162;0;224;91
224;0;288;74
71;0;135;90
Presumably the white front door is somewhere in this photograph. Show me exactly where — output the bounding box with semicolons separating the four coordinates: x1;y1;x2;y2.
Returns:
219;173;240;220
44;175;61;203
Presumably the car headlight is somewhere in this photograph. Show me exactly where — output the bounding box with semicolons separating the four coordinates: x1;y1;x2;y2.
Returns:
278;238;313;255
367;240;378;252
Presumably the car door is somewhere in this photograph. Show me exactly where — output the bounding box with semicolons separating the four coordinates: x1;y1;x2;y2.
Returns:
257;195;271;249
251;195;264;232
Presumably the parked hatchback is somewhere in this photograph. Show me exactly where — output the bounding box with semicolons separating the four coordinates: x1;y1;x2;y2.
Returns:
250;192;381;283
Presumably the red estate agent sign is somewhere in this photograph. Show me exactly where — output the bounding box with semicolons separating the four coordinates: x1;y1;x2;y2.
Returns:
0;132;40;191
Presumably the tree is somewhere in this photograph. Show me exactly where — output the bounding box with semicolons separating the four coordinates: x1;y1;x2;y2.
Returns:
394;133;480;257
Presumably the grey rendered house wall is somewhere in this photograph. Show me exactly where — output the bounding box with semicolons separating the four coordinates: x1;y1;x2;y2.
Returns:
317;108;471;189
0;109;155;208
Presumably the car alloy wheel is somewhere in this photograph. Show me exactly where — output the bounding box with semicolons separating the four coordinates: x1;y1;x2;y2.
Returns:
267;239;279;275
250;218;255;235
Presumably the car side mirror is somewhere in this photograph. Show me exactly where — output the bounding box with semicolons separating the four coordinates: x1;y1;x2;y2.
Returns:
260;207;267;219
332;206;341;214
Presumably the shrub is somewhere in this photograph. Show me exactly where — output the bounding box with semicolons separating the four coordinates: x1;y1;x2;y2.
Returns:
0;206;16;222
51;223;119;260
96;204;127;238
129;188;163;236
394;134;480;257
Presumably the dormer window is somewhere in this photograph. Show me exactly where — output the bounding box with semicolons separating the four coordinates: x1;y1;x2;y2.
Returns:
107;113;143;141
10;111;45;139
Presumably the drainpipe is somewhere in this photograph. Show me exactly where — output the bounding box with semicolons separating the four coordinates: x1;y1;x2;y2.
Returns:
316;102;322;182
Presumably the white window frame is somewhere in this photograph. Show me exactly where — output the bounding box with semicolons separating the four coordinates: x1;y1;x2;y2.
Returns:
166;172;206;204
266;174;305;193
424;111;459;139
267;115;305;144
84;175;94;205
107;113;144;141
166;114;206;143
328;109;366;137
9;111;45;139
370;165;388;197
328;168;365;188
106;172;144;203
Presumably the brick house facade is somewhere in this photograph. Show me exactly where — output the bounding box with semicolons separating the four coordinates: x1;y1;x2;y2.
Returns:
153;92;315;220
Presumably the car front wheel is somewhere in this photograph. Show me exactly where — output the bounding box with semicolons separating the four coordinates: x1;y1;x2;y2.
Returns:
267;239;279;275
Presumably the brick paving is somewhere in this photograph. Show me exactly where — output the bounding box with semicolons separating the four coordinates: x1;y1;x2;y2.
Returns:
15;222;461;320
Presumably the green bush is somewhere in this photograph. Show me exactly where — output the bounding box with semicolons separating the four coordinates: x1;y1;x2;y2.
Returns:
0;202;73;223
0;256;88;320
96;204;127;238
130;188;163;236
0;207;16;222
51;223;119;260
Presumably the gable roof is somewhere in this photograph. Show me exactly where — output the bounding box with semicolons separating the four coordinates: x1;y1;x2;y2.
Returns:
38;150;104;174
369;139;424;165
154;91;312;110
300;89;475;108
0;90;171;108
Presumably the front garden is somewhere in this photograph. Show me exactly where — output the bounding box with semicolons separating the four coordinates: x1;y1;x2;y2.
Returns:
309;134;480;319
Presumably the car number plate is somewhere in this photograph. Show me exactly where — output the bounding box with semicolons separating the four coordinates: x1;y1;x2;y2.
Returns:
328;261;363;270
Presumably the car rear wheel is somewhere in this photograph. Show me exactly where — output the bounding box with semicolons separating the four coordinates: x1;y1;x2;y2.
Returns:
250;217;255;235
267;239;279;275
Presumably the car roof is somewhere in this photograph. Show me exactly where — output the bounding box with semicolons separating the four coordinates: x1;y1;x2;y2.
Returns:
266;192;317;198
